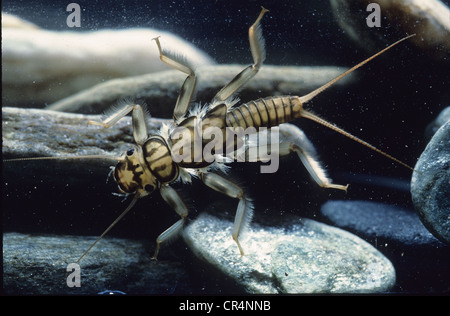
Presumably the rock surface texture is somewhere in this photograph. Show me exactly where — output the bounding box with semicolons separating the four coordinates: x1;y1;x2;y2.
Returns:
1;13;215;108
183;213;396;294
3;232;191;295
411;121;450;244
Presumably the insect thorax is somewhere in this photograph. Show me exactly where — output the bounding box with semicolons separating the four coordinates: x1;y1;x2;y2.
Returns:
143;135;179;184
167;103;229;169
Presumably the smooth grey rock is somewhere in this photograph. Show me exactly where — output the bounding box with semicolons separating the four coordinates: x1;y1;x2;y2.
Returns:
3;232;191;295
320;200;450;293
321;200;445;247
330;0;450;62
411;120;450;244
2;13;215;108
45;65;354;117
183;213;396;294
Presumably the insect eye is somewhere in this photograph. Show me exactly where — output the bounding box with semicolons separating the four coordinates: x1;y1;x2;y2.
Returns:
144;184;155;193
126;149;135;156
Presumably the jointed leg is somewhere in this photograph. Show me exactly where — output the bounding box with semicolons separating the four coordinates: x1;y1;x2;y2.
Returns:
239;124;349;191
278;124;349;191
199;172;253;256
88;103;148;146
153;185;189;259
153;37;197;123
213;7;269;102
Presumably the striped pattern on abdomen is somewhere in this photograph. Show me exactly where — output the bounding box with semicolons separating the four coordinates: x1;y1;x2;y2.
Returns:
225;96;303;129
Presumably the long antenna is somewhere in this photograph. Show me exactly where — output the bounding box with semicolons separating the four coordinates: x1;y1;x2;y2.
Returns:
299;109;418;172
298;34;416;104
76;194;140;264
4;153;136;263
294;34;418;173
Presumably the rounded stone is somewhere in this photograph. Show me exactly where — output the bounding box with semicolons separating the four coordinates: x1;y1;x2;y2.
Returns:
330;0;450;61
411;120;450;244
2;13;215;108
183;213;396;293
320;200;444;247
2;232;191;295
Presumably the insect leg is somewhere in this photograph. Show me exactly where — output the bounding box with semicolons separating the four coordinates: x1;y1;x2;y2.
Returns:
233;124;348;190
199;172;253;256
213;7;269;102
278;124;349;191
153;185;189;259
153;36;197;123
88;103;148;146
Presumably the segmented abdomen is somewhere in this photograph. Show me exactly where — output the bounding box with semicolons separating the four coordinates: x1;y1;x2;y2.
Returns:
225;96;303;129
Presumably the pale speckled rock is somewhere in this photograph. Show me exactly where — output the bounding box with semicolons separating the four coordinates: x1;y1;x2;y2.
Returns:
411;120;450;244
330;0;450;61
183;213;396;294
45;65;355;117
3;232;191;295
1;13;215;108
